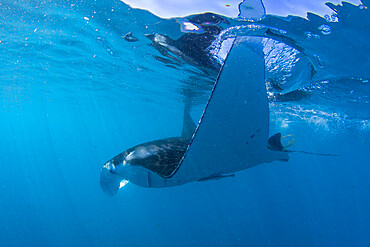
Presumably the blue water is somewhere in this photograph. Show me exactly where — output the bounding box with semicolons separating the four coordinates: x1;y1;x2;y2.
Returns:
0;0;369;246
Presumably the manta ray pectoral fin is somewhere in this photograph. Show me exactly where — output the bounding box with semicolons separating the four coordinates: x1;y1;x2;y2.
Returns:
198;173;235;182
181;99;196;139
100;167;124;196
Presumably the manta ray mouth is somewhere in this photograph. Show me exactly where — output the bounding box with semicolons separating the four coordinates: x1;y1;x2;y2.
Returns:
103;161;116;174
100;164;130;196
100;167;121;196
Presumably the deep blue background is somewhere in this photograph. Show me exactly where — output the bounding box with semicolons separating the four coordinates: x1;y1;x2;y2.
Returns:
0;0;369;246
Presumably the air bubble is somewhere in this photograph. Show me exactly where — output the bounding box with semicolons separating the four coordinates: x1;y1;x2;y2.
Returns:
318;24;331;35
314;54;324;68
278;29;287;34
304;32;312;39
305;32;320;39
331;13;338;22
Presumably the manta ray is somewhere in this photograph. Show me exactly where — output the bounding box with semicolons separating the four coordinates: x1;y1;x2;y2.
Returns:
100;36;289;196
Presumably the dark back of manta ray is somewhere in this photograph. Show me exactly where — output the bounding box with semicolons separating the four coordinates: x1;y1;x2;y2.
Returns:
128;138;190;177
128;133;285;178
175;13;229;69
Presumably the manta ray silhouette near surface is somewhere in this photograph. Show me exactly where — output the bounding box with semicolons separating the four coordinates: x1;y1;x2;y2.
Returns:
100;36;290;196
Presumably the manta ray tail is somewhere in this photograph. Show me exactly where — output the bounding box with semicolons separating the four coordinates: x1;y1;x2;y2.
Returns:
268;133;338;157
100;168;122;196
288;150;339;157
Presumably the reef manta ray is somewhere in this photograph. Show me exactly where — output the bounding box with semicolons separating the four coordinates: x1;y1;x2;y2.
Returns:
100;36;289;196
